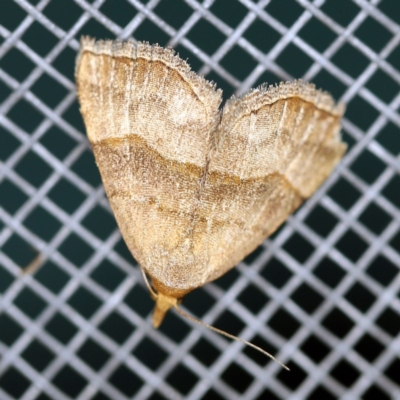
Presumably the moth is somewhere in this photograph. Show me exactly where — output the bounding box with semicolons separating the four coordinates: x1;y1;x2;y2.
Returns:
75;37;346;368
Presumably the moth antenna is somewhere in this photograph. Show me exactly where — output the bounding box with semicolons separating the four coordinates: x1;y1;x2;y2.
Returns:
140;266;158;299
21;252;43;275
174;305;290;371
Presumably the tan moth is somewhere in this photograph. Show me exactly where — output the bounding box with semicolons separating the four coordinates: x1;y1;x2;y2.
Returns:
75;37;346;368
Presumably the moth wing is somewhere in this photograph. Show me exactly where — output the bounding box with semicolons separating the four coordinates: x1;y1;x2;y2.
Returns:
194;82;346;283
76;38;222;293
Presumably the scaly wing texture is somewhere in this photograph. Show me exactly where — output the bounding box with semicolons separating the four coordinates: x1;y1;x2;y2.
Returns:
76;38;222;292
193;83;346;284
76;38;346;293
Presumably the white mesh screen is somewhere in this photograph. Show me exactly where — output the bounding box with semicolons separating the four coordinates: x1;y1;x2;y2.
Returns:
1;0;400;399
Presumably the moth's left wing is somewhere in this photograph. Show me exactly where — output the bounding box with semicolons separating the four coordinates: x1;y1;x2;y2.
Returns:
194;81;346;283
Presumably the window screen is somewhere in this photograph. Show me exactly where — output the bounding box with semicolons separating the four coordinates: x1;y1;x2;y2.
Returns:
1;1;399;399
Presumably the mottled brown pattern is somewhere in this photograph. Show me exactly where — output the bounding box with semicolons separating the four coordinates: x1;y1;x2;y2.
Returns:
93;135;303;289
76;37;346;325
